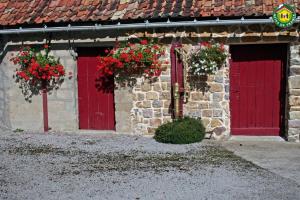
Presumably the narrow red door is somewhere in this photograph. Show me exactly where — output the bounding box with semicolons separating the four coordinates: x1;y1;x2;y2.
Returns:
77;48;115;130
230;44;286;136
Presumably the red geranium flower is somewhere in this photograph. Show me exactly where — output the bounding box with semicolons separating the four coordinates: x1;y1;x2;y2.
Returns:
140;40;148;45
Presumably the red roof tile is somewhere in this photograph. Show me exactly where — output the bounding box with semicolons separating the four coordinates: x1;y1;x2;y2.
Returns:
0;0;298;26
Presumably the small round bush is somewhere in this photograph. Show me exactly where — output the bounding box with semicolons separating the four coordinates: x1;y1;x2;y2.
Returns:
154;117;206;144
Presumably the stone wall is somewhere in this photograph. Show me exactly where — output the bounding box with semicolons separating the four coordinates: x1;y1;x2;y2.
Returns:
131;46;172;135
183;47;230;139
288;44;300;142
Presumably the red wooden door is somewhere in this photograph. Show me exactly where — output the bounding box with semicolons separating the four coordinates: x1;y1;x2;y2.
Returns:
77;48;115;130
230;44;286;136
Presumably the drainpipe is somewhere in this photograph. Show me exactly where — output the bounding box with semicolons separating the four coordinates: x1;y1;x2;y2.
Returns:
0;17;299;35
1;17;299;56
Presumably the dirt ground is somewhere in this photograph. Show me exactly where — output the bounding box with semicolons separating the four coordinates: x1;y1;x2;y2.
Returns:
0;131;299;200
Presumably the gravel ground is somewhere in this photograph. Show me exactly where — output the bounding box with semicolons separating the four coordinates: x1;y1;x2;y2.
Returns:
0;131;299;200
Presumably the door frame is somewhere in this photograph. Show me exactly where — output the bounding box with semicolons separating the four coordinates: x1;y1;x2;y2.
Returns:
229;43;288;138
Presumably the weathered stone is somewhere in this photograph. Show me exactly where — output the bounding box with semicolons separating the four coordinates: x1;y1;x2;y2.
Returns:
161;82;171;91
143;119;149;124
191;111;202;118
213;126;226;136
290;111;300;120
198;32;211;38
289;76;300;89
141;83;151;92
210;102;221;109
288;128;300;142
163;108;171;116
290;66;300;75
213;110;223;117
187;101;198;108
191;92;209;101
288;128;300;136
289;30;299;37
163;100;171;108
136;93;144;101
199;102;209;109
207;75;214;82
152;100;163;108
290;58;300;65
209;83;223;92
135;102;142;108
153;83;161;91
211;119;223;128
289;120;300;128
146;92;158;100
163;118;172;124
224;94;229;100
202;110;212;117
201;118;210;128
160;91;171;100
289;96;300;106
214;76;223;83
147;127;156;135
290;89;300;96
143;101;151;108
288;135;299;142
143;109;153;118
290;106;300;111
153;109;162;117
150;118;162;127
225;85;229;93
213;93;223;102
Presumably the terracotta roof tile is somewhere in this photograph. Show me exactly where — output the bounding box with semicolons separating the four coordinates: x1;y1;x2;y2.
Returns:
0;0;299;26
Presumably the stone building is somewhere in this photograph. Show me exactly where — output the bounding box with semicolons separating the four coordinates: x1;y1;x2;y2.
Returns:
0;0;299;142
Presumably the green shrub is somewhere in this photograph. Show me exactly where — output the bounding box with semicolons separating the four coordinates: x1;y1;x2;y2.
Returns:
154;117;206;144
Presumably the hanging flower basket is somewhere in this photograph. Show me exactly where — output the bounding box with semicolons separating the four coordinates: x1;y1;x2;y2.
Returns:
97;38;166;86
10;45;68;102
188;42;227;76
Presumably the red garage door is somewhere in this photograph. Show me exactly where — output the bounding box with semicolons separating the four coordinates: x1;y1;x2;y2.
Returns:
77;48;115;130
230;44;286;136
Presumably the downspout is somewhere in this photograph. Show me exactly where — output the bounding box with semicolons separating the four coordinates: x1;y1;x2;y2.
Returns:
171;43;184;119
